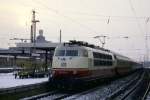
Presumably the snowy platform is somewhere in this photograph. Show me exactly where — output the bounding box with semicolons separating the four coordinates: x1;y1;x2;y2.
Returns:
0;73;48;89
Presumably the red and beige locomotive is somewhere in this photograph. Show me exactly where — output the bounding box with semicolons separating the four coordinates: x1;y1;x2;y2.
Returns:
50;40;140;83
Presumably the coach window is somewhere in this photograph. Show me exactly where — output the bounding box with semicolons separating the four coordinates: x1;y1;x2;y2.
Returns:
55;50;65;56
93;52;99;58
108;55;112;60
66;50;78;56
94;59;99;66
107;61;112;66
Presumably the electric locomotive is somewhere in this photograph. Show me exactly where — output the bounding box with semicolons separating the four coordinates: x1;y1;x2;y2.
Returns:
50;40;139;84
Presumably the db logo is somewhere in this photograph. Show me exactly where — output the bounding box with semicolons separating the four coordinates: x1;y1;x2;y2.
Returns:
61;58;66;61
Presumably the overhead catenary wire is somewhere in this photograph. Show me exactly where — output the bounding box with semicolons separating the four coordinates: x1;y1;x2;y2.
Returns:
31;0;99;34
31;0;150;33
18;1;150;43
55;11;149;20
129;0;144;34
18;0;150;31
56;0;149;21
128;0;149;62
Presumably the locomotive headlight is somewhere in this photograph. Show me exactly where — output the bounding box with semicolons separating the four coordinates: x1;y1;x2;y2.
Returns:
73;70;77;74
50;73;53;78
52;71;55;75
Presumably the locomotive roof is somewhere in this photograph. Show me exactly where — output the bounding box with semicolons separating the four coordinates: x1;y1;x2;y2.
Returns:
63;40;111;52
56;40;136;62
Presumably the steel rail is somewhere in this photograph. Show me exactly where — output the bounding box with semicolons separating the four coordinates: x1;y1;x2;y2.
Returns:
120;71;145;100
104;71;143;100
142;72;150;100
142;81;150;100
20;90;58;100
63;71;141;100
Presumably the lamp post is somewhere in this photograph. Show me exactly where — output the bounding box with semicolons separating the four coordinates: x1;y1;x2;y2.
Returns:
31;10;39;74
145;17;149;65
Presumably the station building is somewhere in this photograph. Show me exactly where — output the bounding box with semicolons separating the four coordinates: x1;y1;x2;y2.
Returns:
0;30;60;71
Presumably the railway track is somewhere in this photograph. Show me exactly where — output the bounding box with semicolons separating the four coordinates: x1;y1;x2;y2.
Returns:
143;69;150;100
1;70;146;100
21;90;71;100
21;70;142;100
143;83;150;100
21;86;106;100
21;89;81;100
104;71;145;100
103;69;150;100
63;70;142;100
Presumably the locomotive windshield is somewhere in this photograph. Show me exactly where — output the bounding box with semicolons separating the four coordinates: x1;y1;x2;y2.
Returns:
55;50;78;56
66;50;78;56
55;50;65;56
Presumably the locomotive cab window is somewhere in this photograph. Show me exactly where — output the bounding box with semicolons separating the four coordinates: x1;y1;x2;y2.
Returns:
66;50;78;56
55;50;65;56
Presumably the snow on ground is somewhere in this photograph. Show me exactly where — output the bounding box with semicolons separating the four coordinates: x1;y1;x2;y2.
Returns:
0;73;48;89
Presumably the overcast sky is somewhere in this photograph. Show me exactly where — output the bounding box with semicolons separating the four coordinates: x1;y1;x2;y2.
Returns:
0;0;150;61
